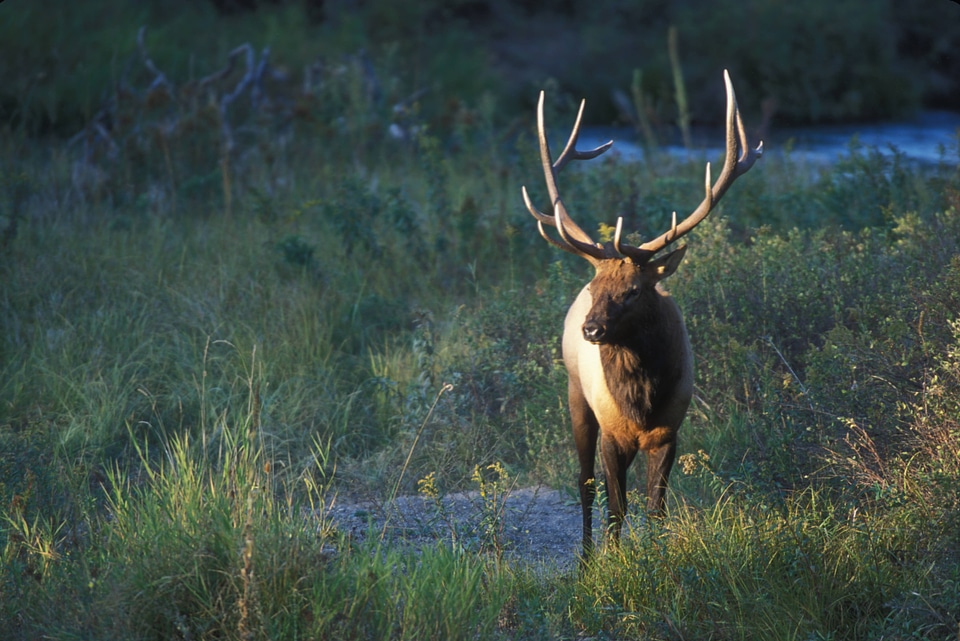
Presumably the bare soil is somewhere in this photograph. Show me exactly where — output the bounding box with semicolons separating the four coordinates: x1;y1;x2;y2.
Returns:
325;486;586;570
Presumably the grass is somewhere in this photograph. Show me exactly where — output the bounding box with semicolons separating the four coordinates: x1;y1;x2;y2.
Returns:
2;5;960;639
573;489;945;639
3;138;959;639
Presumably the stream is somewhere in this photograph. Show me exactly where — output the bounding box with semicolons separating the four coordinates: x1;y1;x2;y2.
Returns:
579;110;960;166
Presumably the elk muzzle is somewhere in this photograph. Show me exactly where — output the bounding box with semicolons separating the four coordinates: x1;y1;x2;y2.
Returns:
582;319;606;343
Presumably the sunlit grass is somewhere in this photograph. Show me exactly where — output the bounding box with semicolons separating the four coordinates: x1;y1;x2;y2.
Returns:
572;486;941;640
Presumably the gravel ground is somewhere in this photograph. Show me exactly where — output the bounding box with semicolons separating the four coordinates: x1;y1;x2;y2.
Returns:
325;486;588;570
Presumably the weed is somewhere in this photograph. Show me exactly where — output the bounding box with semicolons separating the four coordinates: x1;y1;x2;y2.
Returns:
471;461;517;560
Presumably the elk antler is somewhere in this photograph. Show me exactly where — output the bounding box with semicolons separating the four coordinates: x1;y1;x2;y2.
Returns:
521;92;614;263
524;70;762;266
620;69;763;262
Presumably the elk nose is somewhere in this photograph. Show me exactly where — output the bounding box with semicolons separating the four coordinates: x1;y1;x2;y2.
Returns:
582;320;606;343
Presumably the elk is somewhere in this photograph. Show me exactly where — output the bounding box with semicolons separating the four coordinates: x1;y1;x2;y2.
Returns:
522;71;762;556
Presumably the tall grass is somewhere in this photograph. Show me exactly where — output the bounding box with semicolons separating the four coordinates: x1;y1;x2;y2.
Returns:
572;486;948;639
1;347;513;639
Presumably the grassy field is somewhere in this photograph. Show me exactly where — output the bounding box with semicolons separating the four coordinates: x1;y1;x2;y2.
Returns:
2;2;960;639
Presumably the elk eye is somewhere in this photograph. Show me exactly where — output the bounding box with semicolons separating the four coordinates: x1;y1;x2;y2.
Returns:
625;286;640;301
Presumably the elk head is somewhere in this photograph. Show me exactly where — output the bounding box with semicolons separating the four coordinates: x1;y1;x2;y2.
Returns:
522;70;762;557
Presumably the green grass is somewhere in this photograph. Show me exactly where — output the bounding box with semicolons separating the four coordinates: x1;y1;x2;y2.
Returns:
572;488;948;640
2;4;960;639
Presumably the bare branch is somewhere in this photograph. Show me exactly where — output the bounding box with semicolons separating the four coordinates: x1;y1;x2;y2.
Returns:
251;47;271;110
136;26;173;94
218;44;255;152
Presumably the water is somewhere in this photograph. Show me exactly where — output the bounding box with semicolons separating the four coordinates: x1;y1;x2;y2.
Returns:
578;111;960;166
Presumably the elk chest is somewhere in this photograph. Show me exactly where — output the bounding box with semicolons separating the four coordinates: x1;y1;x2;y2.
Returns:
562;283;694;453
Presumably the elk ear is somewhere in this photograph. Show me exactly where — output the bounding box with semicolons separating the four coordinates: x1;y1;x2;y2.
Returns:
649;245;687;281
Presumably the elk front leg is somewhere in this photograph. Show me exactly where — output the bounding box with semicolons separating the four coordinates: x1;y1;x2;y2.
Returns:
645;438;677;517
600;436;638;544
569;379;599;557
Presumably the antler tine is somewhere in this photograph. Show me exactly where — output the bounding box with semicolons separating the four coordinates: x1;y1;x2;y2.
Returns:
137;26;173;93
613;217;625;253
523;186;606;262
631;69;762;256
554;98;614;172
715;69;762;190
613;213;658;263
522;185;553;225
537;220;581;256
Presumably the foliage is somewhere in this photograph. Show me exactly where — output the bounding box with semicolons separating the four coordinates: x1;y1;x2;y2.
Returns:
673;0;913;123
3;0;960;140
1;5;959;639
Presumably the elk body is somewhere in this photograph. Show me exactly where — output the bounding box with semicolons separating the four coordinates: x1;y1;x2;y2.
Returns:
522;71;762;556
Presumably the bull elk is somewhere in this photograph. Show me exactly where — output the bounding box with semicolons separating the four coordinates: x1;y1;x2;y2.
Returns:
522;70;762;556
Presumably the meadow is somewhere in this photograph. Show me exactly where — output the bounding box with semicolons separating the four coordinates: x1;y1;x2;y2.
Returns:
1;1;959;638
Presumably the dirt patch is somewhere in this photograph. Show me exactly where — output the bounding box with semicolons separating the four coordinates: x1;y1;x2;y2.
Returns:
326;486;587;570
